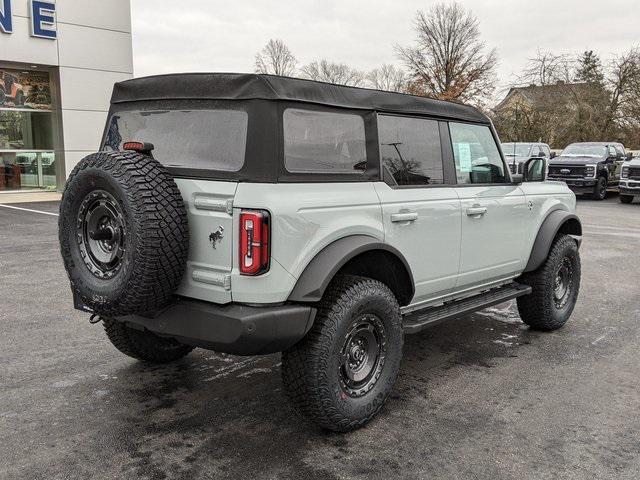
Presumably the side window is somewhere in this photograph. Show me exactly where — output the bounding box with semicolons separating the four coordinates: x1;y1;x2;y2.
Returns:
283;108;367;174
449;122;507;184
378;115;444;186
615;146;625;158
608;146;617;158
542;146;551;157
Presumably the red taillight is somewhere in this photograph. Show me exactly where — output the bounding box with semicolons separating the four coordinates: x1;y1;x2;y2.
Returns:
123;141;155;155
239;210;270;276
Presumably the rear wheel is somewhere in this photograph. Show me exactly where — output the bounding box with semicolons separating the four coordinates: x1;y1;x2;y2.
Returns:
282;275;404;432
593;176;607;200
517;234;581;331
103;318;193;363
620;194;634;204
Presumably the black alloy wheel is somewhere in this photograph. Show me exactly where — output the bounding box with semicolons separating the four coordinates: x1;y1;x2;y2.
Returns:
553;257;574;310
77;190;126;279
339;314;387;398
594;176;608;200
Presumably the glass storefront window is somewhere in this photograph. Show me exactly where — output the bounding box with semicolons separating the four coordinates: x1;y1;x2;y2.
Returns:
0;67;57;191
0;111;56;190
0;151;56;190
0;110;54;150
0;110;56;190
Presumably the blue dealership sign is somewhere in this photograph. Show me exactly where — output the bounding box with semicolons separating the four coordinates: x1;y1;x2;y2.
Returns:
30;0;56;39
0;0;57;39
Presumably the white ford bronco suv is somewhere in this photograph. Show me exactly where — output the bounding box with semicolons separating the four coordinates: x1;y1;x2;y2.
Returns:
59;73;582;432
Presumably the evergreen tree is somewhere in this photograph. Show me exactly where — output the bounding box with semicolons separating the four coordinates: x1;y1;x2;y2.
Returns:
575;50;604;85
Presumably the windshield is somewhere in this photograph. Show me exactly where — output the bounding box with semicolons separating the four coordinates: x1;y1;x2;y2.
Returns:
561;144;606;158
103;109;248;171
502;143;532;157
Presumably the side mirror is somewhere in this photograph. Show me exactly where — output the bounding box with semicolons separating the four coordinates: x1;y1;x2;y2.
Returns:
511;173;524;184
626;153;634;161
550;151;557;159
523;157;547;182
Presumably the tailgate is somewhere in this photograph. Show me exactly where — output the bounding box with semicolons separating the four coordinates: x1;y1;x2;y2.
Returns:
174;178;237;304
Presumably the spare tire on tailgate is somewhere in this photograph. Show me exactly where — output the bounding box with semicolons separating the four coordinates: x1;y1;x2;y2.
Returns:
59;151;189;316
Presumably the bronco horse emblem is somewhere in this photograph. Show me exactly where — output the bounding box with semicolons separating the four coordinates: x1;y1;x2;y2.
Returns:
209;226;224;249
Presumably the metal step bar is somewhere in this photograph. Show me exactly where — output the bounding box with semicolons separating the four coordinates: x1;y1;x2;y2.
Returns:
403;282;532;334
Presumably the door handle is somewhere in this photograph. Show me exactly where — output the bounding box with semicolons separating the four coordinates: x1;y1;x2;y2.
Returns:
466;206;488;217
391;212;418;223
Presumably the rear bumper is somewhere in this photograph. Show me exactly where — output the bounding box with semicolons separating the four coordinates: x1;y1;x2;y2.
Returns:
117;299;316;355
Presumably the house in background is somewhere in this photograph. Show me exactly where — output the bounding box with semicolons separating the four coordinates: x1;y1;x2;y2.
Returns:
492;81;597;149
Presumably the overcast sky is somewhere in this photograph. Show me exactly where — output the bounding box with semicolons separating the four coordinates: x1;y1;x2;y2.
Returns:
131;0;639;99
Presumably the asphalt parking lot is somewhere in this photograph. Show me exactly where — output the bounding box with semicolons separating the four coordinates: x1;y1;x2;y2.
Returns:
1;196;639;480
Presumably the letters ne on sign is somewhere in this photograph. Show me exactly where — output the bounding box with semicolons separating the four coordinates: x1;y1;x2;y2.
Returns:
0;0;57;39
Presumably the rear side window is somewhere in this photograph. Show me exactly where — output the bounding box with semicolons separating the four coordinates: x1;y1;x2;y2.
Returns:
104;109;248;171
378;115;443;186
283;108;367;174
449;122;507;184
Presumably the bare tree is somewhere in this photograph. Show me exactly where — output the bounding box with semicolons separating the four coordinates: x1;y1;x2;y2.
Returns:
517;50;573;86
605;48;640;138
395;2;498;104
254;39;297;76
300;60;365;86
366;64;408;92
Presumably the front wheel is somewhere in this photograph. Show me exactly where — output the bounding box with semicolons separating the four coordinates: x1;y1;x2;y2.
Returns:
593;176;608;200
620;194;634;204
282;275;404;432
517;234;581;331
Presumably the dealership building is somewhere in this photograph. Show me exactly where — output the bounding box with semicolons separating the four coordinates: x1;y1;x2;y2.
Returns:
0;0;132;192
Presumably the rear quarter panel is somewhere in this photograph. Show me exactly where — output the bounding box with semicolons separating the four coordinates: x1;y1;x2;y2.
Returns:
232;182;384;303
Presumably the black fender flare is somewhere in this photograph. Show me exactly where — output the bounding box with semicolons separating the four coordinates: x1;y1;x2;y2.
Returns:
598;167;608;179
524;210;582;272
287;235;415;303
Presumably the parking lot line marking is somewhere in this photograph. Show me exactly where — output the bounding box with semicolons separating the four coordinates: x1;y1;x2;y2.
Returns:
0;204;59;217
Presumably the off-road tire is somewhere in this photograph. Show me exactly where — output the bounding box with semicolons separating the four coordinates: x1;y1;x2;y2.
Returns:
620;194;634;204
517;234;581;331
103;318;194;363
59;151;189;316
282;275;404;432
593;176;608;200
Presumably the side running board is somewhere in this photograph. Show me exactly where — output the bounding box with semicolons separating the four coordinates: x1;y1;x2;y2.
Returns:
403;282;532;334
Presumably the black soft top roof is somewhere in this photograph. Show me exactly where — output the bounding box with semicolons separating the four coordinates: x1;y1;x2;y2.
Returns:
110;72;489;124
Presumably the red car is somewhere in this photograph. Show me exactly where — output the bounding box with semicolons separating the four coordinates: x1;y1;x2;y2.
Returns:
0;71;26;107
